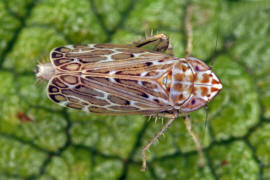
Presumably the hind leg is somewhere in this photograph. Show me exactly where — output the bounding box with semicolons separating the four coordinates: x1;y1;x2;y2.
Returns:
131;33;174;56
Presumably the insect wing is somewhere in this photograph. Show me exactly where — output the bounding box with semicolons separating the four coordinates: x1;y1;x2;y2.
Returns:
48;44;179;114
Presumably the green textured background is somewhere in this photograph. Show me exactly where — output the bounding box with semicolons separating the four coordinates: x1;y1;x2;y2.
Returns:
0;0;270;179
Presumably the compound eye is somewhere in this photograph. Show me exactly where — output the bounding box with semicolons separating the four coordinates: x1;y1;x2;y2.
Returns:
188;57;210;72
180;96;207;112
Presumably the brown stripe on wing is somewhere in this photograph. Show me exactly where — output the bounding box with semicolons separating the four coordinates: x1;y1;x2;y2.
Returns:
80;75;173;111
81;76;169;107
50;44;176;73
81;56;173;72
47;75;172;113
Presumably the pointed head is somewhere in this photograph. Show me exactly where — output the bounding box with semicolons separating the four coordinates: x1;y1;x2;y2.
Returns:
172;57;222;112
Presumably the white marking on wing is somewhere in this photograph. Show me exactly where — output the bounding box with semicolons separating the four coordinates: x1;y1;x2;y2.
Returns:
87;44;95;48
65;45;74;49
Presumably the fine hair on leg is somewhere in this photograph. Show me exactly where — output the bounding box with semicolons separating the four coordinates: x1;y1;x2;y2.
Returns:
141;117;176;171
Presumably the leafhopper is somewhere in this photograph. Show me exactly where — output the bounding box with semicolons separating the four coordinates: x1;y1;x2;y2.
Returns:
36;33;222;171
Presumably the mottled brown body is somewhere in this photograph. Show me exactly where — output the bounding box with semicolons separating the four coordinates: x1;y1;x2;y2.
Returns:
36;44;222;118
36;32;222;172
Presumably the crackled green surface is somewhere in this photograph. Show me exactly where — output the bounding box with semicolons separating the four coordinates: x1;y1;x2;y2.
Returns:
0;0;270;179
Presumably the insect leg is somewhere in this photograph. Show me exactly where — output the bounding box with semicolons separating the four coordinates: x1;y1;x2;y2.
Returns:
184;115;205;167
132;34;174;56
141;117;176;171
184;4;193;58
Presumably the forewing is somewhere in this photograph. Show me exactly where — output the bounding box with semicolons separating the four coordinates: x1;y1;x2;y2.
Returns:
48;44;179;114
50;44;177;72
47;74;173;114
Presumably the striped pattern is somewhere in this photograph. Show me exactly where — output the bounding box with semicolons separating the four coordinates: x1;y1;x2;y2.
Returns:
36;44;222;116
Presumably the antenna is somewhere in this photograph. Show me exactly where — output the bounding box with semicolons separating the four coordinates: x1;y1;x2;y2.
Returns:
202;104;209;145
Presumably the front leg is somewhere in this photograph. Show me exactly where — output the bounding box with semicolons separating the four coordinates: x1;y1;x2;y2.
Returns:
131;33;174;56
184;115;205;167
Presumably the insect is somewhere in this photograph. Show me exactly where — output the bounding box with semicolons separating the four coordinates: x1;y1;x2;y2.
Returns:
36;33;222;171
